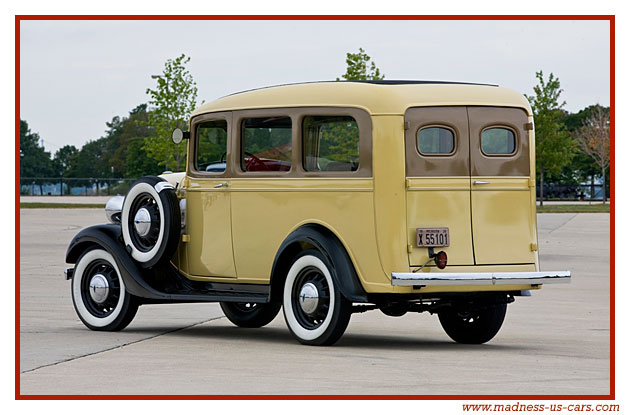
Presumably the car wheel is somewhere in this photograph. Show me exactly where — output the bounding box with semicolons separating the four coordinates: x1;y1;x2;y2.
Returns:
121;176;180;268
220;302;282;328
71;248;139;331
438;300;507;344
282;249;352;346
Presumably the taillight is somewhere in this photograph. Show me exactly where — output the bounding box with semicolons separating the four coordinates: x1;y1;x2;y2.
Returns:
435;251;448;269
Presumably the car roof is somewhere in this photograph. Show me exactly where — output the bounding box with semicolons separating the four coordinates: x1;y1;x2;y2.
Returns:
192;80;532;117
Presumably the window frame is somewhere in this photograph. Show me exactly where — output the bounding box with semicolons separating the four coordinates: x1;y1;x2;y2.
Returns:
296;107;372;178
301;114;362;174
228;107;372;178
239;115;294;175
415;124;458;157
231;109;297;178
188;111;232;178
479;125;518;157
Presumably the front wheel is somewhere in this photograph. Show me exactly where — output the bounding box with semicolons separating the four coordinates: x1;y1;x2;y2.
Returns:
220;302;281;328
438;299;507;344
282;250;352;346
71;248;139;331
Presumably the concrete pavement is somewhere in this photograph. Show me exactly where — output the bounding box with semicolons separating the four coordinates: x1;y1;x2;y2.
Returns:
19;209;610;395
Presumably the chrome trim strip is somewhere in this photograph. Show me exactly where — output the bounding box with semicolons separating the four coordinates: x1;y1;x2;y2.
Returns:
155;182;175;193
391;271;571;286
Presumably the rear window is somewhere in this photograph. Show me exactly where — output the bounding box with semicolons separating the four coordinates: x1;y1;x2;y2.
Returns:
417;127;455;155
241;117;292;172
303;116;359;172
481;127;516;155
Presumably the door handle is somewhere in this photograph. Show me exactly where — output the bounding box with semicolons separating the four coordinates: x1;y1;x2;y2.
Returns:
213;182;229;188
473;180;490;185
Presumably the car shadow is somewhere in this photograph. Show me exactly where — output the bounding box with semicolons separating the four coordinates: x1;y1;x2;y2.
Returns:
126;324;533;352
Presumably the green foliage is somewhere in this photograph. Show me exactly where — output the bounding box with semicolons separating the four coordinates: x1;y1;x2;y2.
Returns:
145;54;199;171
65;104;160;178
20;120;54;177
558;106;608;184
527;71;576;184
337;48;384;81
52;145;78;177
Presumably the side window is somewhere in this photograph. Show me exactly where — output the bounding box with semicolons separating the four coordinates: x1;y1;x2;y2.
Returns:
241;117;292;172
302;116;359;172
417;126;455;155
481;127;516;155
196;120;228;172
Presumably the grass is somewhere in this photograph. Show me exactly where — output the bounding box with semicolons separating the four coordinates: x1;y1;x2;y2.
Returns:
536;204;610;213
20;202;106;209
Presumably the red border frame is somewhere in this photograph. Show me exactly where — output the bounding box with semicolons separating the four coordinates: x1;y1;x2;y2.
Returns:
15;14;615;400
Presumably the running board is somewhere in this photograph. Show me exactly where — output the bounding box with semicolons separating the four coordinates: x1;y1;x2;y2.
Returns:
391;270;571;286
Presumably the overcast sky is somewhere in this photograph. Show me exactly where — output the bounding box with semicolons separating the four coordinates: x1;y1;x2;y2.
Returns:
19;19;610;153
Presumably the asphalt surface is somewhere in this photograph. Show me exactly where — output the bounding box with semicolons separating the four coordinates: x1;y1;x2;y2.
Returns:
19;209;610;395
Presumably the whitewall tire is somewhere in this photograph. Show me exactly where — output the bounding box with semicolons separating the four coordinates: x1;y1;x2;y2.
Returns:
121;176;180;268
71;248;139;331
282;250;352;346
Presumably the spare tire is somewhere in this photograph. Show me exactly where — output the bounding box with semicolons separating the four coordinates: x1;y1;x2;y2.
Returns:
121;176;181;268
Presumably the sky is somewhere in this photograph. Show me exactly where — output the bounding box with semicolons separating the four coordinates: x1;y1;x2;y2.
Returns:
19;19;610;153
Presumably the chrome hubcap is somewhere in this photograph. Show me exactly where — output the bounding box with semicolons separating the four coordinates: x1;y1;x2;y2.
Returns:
133;207;152;237
298;282;319;315
89;274;110;304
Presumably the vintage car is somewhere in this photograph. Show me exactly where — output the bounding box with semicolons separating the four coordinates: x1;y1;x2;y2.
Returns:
65;80;571;346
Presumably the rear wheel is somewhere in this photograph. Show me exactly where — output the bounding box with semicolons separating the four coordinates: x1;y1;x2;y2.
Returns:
282;250;352;346
71;248;139;331
220;302;281;328
438;298;507;344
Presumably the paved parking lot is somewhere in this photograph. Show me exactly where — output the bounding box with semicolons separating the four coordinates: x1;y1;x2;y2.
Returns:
19;209;610;395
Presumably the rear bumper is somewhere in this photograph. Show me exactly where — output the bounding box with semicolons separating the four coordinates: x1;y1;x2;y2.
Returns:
391;270;571;286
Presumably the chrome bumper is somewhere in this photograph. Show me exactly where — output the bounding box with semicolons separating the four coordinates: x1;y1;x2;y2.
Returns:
391;270;571;286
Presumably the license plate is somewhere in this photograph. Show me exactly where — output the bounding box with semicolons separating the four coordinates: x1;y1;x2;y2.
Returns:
416;227;450;247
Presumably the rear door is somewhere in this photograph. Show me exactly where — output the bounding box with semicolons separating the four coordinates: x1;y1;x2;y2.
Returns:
404;107;474;267
468;107;536;265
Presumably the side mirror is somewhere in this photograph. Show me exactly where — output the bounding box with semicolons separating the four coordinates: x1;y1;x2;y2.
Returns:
171;128;190;144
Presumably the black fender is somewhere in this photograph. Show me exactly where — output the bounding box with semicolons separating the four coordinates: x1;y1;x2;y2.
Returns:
66;224;271;304
269;224;368;303
65;224;166;300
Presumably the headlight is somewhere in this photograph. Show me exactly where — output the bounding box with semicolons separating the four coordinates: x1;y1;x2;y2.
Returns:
105;195;124;224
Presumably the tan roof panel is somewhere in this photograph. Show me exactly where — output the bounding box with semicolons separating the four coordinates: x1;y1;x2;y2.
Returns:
192;81;532;117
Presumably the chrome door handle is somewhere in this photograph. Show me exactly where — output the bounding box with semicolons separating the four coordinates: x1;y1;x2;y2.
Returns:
473;180;490;185
213;182;229;188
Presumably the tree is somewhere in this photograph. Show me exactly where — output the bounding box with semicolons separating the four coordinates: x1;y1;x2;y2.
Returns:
20;120;54;178
337;47;384;81
561;106;608;198
527;71;576;205
145;54;199;171
52;145;78;177
575;105;610;203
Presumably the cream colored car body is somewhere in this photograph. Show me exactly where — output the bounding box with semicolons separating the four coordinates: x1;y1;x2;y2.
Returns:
160;81;547;295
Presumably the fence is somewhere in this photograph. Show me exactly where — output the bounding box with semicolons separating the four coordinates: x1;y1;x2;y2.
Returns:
19;177;137;196
543;183;606;201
